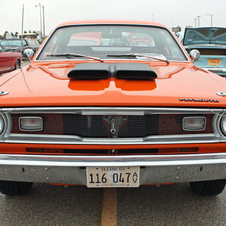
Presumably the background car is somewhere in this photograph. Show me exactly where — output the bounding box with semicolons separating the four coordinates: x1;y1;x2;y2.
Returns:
183;27;226;77
0;44;22;74
0;38;40;56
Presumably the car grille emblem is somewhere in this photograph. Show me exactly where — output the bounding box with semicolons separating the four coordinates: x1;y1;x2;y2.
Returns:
103;116;128;138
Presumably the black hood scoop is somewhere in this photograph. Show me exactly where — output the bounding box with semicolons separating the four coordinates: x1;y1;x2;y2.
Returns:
67;63;110;80
67;63;157;80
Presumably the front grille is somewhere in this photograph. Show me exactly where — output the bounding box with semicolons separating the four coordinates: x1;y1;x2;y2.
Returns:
63;114;159;138
11;113;213;138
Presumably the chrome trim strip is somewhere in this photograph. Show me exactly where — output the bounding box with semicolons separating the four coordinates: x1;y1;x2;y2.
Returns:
3;133;221;145
2;106;223;114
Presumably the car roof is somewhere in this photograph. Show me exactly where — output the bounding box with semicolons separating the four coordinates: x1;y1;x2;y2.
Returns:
56;20;168;28
1;39;25;41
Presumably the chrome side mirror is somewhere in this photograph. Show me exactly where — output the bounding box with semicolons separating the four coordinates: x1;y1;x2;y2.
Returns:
189;49;200;62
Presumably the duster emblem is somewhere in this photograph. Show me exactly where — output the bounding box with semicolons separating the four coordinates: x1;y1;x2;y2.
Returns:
216;92;226;97
0;91;9;96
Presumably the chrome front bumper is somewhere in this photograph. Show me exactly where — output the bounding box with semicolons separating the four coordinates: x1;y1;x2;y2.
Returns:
0;153;226;185
203;67;226;76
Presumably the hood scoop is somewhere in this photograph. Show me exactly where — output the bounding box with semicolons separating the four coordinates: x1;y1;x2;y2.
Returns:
115;63;157;80
67;63;157;80
67;63;110;80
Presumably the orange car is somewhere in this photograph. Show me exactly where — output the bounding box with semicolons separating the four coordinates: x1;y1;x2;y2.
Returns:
0;20;226;196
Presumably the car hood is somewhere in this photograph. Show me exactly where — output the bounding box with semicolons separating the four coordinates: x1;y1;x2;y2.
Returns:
0;61;226;107
183;27;226;46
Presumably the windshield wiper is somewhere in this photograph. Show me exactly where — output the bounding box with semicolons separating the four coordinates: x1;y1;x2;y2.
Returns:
47;52;104;62
107;53;169;64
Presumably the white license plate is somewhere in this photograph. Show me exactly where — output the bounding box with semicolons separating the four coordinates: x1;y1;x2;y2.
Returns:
86;166;140;188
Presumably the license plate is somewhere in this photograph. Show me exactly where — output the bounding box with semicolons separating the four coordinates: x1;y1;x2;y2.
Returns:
209;59;221;66
86;166;140;188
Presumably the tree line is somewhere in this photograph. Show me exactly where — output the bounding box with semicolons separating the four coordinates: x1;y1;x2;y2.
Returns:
0;30;37;39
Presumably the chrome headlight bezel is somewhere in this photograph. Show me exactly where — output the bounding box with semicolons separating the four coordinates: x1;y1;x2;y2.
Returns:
0;114;6;136
220;113;226;136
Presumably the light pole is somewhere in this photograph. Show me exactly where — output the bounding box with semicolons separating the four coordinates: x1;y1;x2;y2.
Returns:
206;14;213;27
194;18;197;27
35;3;45;37
197;16;201;27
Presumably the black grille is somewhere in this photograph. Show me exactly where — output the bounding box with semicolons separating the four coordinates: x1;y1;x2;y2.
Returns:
63;114;159;138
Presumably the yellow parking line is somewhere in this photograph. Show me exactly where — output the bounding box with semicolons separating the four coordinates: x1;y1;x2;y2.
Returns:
101;188;117;226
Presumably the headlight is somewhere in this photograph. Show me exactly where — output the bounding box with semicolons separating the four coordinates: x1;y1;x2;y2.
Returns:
221;114;226;135
0;114;5;135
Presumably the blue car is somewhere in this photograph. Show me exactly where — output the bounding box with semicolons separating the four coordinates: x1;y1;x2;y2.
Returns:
183;27;226;77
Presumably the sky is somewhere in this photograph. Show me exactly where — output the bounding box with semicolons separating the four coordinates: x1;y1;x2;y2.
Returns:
1;0;226;36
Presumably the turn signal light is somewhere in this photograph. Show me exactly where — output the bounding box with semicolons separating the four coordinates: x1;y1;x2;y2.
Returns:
19;117;43;131
183;117;206;131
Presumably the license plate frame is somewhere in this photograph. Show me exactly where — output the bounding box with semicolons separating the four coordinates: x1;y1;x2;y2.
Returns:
86;166;140;188
208;59;221;66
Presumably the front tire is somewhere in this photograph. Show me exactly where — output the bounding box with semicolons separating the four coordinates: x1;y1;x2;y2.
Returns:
14;60;20;70
0;181;33;196
190;179;226;196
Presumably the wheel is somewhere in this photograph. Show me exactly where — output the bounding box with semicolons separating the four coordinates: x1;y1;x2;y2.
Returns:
14;60;20;70
0;181;33;196
190;179;226;196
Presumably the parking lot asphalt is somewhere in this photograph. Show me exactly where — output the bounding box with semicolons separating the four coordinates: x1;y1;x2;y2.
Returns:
0;183;225;225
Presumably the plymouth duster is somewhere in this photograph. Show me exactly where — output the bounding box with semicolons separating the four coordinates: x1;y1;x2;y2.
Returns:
0;20;226;196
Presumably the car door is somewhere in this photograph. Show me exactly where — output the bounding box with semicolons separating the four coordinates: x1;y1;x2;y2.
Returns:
0;45;10;73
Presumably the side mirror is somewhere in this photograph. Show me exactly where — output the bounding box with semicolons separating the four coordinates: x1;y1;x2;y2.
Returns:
189;49;200;62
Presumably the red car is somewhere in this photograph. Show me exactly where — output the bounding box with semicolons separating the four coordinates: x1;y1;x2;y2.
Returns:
0;44;22;74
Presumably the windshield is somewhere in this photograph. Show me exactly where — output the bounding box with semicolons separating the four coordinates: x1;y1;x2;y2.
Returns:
37;25;187;61
1;39;26;47
26;39;40;46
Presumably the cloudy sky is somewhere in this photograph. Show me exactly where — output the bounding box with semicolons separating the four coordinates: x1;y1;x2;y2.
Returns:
1;0;226;36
